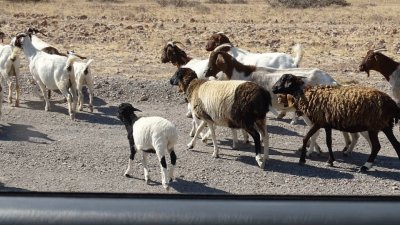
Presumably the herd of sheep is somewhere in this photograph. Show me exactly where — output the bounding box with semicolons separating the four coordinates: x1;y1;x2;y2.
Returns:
1;29;400;190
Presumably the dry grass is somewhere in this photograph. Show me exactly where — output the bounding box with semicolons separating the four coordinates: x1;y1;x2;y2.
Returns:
0;0;400;81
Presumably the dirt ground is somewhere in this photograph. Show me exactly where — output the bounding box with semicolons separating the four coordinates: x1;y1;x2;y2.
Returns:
1;0;400;194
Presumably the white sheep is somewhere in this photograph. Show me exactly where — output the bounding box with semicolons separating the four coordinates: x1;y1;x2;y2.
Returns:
0;42;21;107
117;103;178;189
170;68;271;169
12;32;78;119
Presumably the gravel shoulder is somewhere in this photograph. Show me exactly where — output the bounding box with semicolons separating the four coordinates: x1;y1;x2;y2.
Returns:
1;74;400;195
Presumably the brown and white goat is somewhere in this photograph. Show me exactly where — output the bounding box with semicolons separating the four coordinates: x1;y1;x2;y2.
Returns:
359;49;400;105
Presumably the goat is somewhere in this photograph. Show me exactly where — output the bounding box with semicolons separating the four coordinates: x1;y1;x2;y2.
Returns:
272;74;400;172
170;67;271;169
117;103;178;190
26;28;94;112
359;48;400;105
12;32;78;119
0;41;21;107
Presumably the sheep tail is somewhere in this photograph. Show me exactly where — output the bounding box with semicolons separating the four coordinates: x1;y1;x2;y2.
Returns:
292;43;304;68
83;59;94;76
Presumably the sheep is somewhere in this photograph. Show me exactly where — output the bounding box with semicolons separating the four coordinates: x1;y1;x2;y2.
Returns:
359;48;400;105
117;103;178;190
26;28;94;112
272;74;400;172
12;32;78;119
0;41;21;107
204;51;371;156
277;94;371;156
0;31;5;43
170;67;271;169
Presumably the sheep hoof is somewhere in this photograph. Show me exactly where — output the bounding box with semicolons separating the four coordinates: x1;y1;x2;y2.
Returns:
163;183;170;190
124;173;132;178
212;153;219;158
299;159;306;165
358;166;369;173
201;137;208;143
277;112;286;119
187;144;194;150
79;107;83;111
14;102;19;107
326;161;334;167
89;105;94;113
186;112;192;118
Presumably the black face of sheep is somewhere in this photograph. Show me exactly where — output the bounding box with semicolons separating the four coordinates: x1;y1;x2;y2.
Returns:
272;74;305;97
169;68;197;93
205;33;231;51
117;103;141;127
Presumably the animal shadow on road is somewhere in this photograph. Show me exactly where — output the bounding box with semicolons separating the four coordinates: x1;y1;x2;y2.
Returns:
236;156;354;180
76;105;121;126
0;123;54;143
0;182;29;192
170;178;229;194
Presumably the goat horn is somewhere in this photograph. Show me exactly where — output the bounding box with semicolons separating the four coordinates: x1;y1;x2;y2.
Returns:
173;41;184;47
217;31;225;34
373;48;387;53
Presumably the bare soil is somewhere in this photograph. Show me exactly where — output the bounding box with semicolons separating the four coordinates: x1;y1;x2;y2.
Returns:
1;0;400;194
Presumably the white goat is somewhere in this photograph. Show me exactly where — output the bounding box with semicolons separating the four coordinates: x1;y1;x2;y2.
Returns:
26;28;95;112
117;103;178;190
0;43;21;107
12;32;78;119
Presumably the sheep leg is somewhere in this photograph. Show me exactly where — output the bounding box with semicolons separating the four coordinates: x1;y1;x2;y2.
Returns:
343;132;360;156
158;153;169;190
302;116;322;154
341;132;351;153
245;125;264;168
306;129;320;157
142;152;150;184
186;103;192;118
242;129;249;143
290;113;299;125
256;119;269;169
231;129;238;149
359;131;380;172
324;127;335;167
300;125;321;164
187;120;206;149
382;127;400;159
124;128;136;178
169;150;177;182
207;123;220;158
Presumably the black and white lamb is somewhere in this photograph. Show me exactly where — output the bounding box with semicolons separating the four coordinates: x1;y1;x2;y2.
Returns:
272;74;400;172
117;103;178;189
170;67;271;169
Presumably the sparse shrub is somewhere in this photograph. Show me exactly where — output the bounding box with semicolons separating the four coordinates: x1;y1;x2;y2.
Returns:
86;0;124;2
265;0;349;8
231;0;248;4
208;0;227;3
5;0;49;2
194;4;211;14
155;0;201;8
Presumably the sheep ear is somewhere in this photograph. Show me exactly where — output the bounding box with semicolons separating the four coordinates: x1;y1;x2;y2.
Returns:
132;107;142;112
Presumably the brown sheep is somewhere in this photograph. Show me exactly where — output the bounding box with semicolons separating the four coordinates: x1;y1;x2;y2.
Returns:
272;74;400;172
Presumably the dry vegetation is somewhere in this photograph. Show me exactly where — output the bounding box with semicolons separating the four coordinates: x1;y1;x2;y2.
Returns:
0;0;399;83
